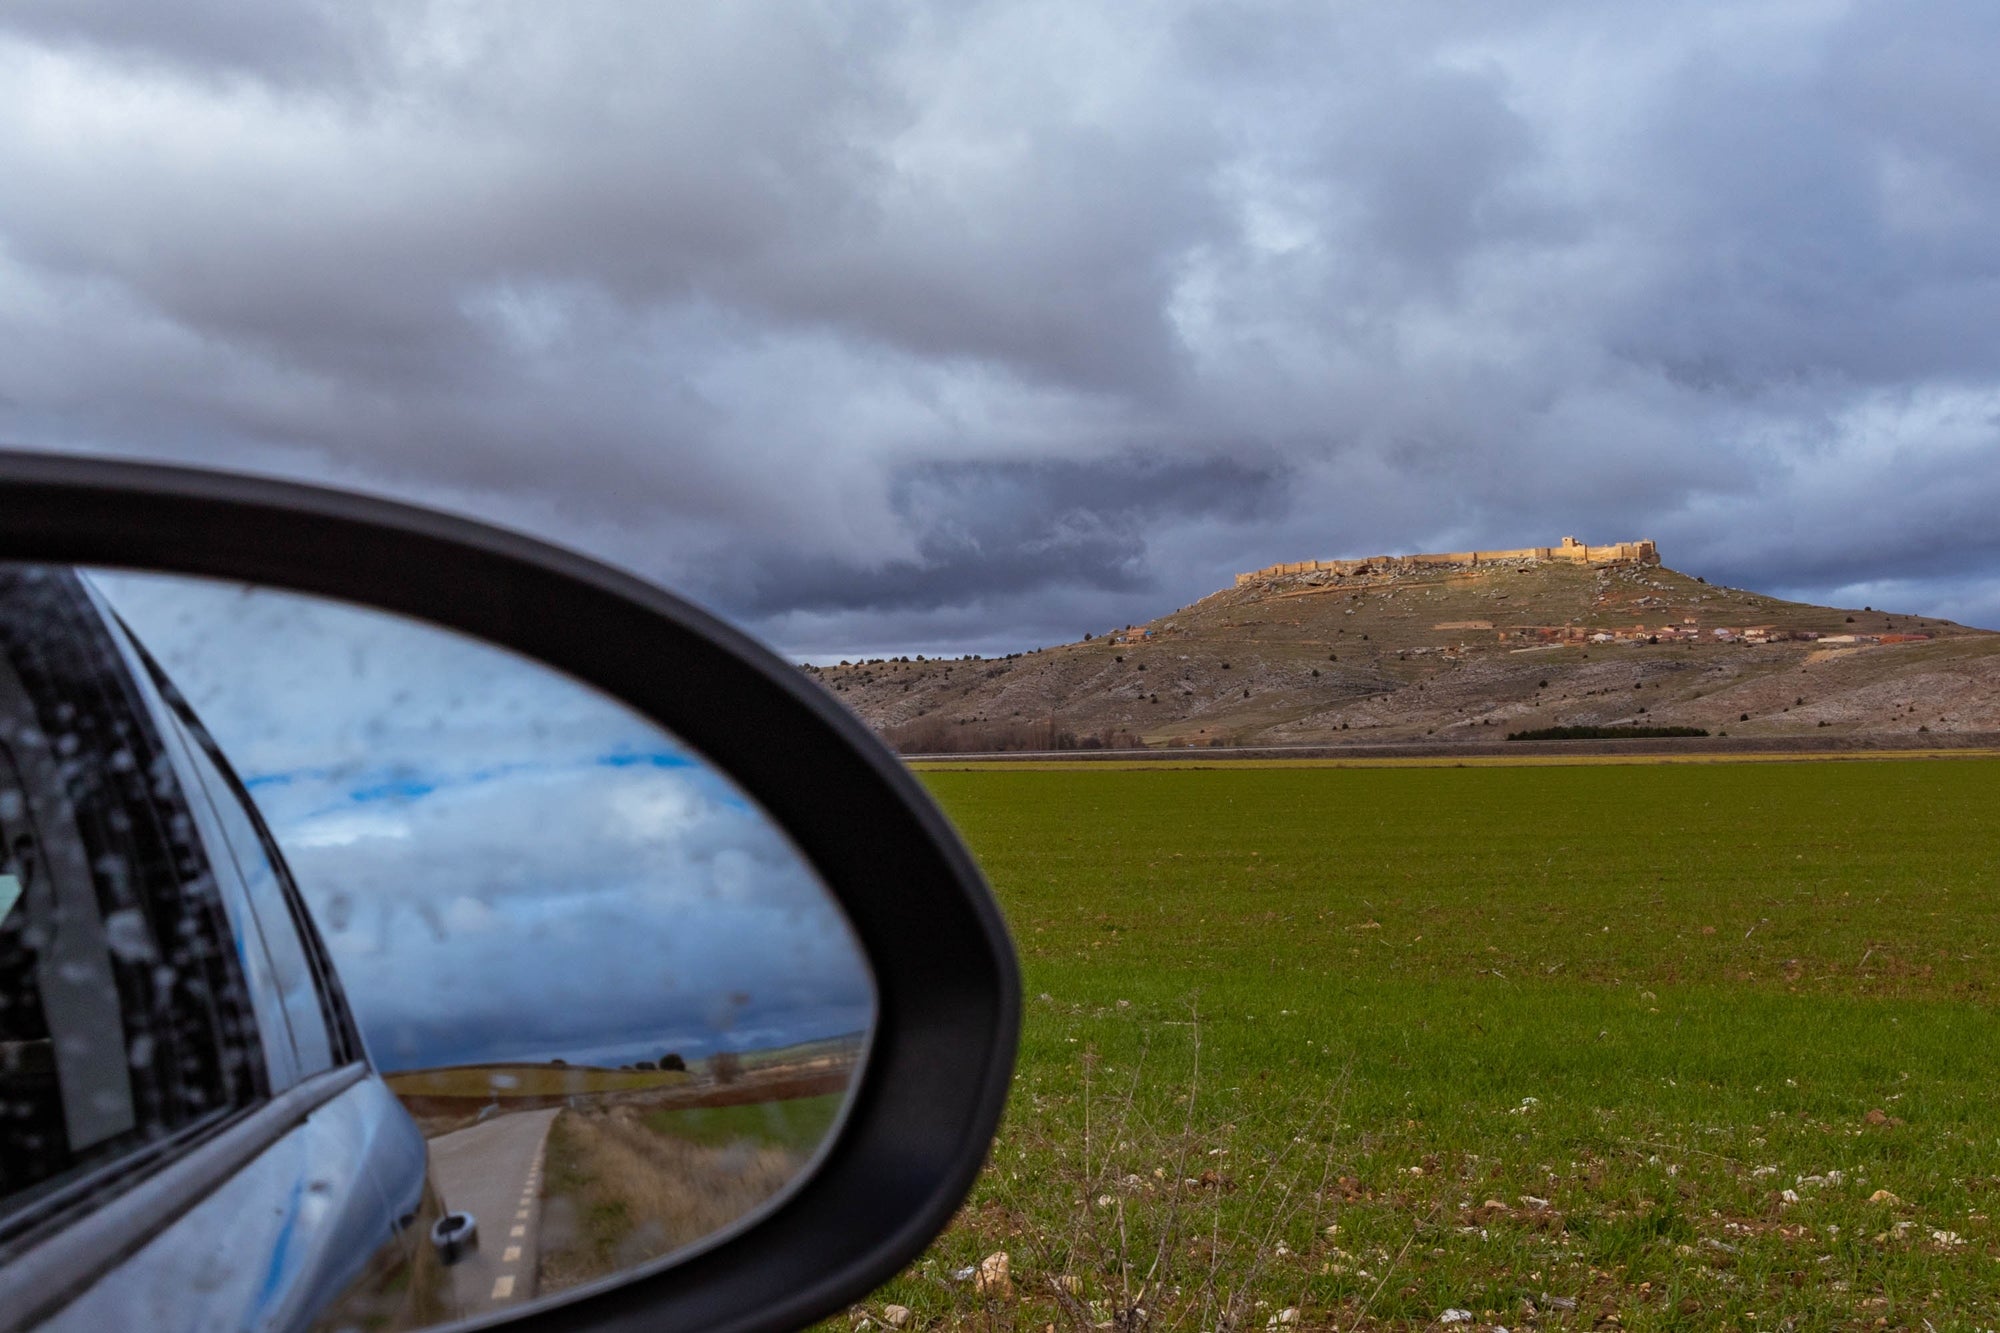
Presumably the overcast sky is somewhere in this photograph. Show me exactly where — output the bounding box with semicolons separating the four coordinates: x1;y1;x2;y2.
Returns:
6;4;1999;657
94;571;873;1072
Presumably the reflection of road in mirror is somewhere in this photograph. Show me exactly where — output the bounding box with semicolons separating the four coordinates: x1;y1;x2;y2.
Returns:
391;1035;861;1303
425;1106;559;1311
83;571;876;1323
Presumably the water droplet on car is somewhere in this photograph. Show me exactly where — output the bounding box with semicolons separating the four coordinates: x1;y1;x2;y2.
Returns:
104;908;156;962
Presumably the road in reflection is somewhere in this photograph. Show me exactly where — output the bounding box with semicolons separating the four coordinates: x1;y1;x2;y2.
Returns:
387;1035;862;1304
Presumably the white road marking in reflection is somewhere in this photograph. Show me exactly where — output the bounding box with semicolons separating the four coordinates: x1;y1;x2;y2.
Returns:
510;1225;525;1237
516;1209;529;1220
504;1245;522;1262
492;1276;516;1300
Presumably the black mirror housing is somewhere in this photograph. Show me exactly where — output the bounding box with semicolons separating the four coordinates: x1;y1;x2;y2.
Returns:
0;450;1020;1333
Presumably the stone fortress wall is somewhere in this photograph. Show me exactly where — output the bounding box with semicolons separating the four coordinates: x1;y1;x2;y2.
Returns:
1236;536;1659;587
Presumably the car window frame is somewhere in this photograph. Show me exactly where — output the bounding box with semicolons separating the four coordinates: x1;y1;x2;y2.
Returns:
106;614;363;1071
0;566;269;1258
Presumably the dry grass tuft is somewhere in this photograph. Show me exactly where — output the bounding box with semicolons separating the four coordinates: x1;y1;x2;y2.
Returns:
864;1006;1364;1333
537;1106;804;1295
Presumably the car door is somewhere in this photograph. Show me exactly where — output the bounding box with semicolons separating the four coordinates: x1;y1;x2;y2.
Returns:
0;567;437;1332
0;565;268;1312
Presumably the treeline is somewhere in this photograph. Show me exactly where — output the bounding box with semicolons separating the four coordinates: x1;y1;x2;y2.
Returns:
882;717;1147;755
1506;724;1710;741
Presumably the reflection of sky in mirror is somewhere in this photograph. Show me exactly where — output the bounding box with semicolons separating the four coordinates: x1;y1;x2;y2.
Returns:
88;571;873;1073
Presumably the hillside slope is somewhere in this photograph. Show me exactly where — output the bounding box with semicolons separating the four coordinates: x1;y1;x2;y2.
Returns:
804;550;2000;750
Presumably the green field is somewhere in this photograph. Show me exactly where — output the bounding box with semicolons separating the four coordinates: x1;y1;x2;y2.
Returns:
643;1093;848;1154
859;759;2000;1331
384;1062;690;1098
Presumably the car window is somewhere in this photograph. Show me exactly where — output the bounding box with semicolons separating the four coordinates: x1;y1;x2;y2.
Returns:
0;679;136;1183
0;567;262;1233
160;710;337;1077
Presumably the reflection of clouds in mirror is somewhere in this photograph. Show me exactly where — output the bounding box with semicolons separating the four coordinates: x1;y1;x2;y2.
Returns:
88;571;872;1073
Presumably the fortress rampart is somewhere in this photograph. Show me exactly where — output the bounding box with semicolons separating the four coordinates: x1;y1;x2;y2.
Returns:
1235;536;1658;587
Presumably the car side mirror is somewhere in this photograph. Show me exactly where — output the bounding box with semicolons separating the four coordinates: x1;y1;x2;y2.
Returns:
0;451;1019;1332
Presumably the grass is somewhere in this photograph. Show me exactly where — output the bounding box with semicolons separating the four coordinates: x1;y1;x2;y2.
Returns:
1504;726;1711;741
643;1093;847;1154
843;758;2000;1331
538;1103;812;1296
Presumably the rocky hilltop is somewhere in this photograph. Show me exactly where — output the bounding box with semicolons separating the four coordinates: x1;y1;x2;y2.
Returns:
804;541;2000;752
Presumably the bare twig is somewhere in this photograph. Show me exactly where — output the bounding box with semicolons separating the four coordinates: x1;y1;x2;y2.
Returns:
1143;999;1202;1294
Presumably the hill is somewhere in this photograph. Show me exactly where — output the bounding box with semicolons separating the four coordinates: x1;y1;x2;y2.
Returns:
804;540;2000;752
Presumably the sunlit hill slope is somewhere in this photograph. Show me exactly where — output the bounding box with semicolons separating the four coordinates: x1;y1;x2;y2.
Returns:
804;543;2000;751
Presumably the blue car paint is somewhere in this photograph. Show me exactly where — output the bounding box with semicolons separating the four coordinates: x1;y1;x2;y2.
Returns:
45;1077;431;1333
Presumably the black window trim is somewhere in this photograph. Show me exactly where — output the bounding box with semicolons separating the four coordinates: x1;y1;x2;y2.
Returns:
113;613;365;1069
146;699;315;1088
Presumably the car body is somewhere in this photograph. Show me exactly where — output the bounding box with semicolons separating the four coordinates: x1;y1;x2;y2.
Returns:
0;565;442;1332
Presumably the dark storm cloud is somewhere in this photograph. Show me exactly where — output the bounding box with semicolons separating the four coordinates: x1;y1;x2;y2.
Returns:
3;1;1998;650
719;453;1286;616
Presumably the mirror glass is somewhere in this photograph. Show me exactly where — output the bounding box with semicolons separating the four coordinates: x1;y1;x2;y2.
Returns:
0;564;872;1329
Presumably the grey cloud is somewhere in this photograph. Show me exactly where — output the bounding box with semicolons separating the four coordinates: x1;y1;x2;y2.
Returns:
1656;393;2000;596
1600;29;2000;393
0;0;376;86
2;1;1998;647
1320;64;1549;291
715;452;1287;617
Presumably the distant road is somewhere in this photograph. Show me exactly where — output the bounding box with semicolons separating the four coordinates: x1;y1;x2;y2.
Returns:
901;732;2000;763
428;1106;561;1315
